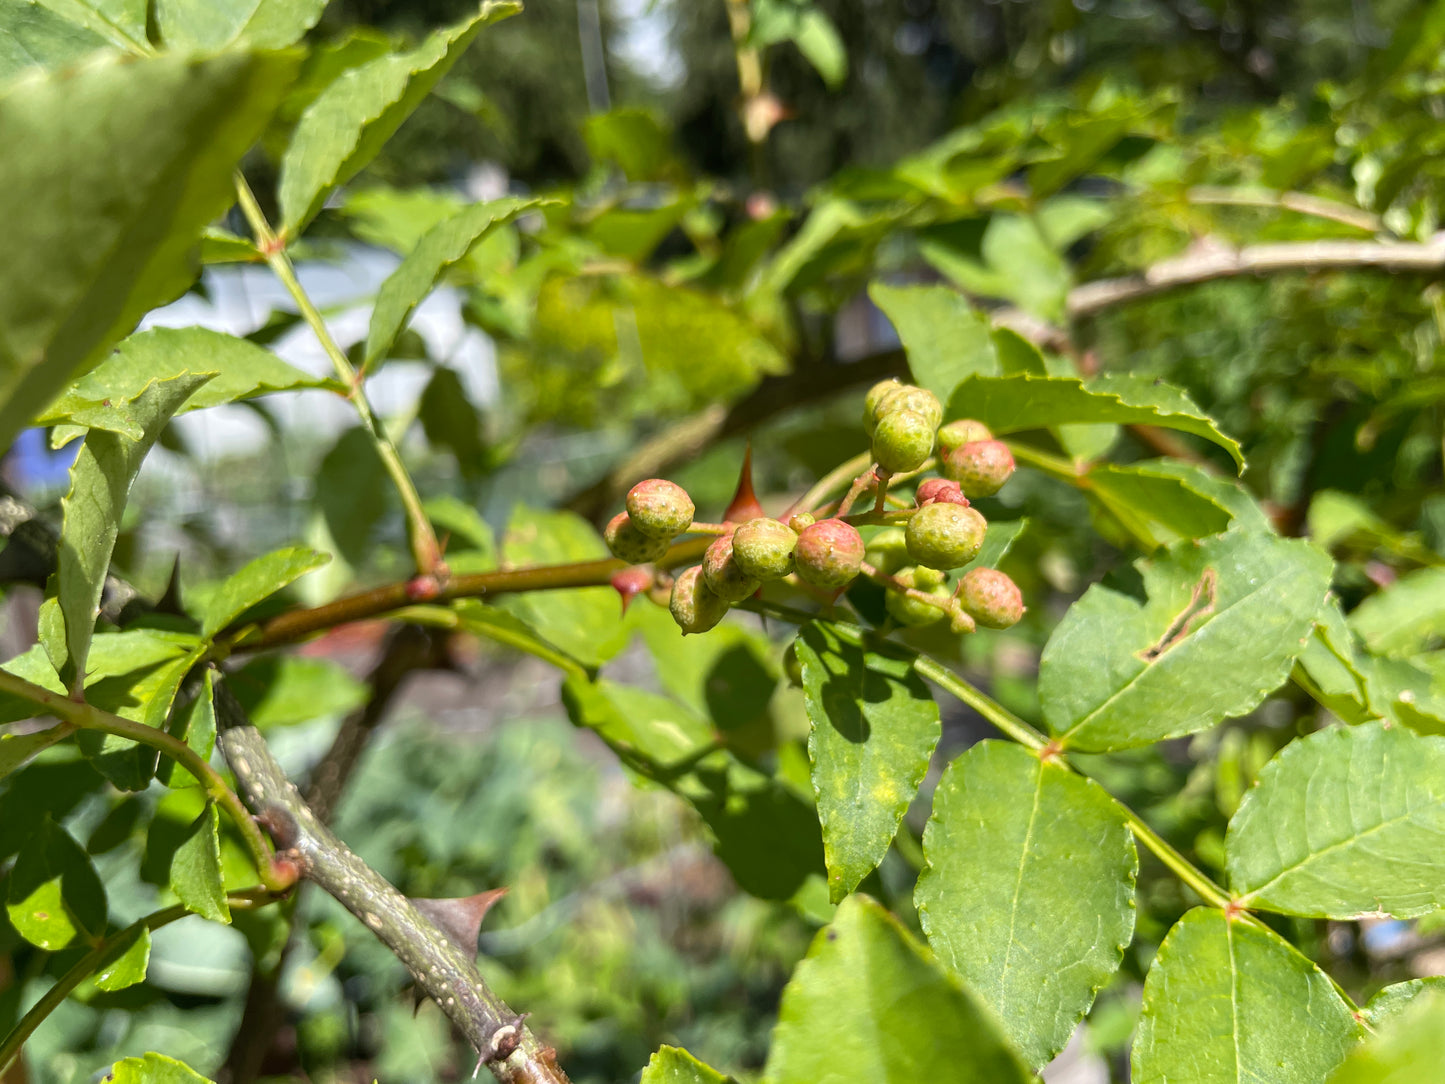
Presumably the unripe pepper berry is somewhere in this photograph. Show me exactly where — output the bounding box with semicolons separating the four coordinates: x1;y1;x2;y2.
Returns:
864;526;909;576
793;518;865;588
669;565;731;634
943;439;1015;498
731;517;798;581
605;512;671;565
872;409;935;474
884;568;951;627
915;477;968;507
936;418;993;456
905;502;987;569
702;533;762;603
958;567;1024;629
862;379;904;435
626;478;695;539
875;384;943;431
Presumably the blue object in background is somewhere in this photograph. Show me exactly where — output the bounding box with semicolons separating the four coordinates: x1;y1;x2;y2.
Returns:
8;429;77;491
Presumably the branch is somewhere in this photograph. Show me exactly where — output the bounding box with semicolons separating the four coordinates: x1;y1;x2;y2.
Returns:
213;680;570;1084
1184;186;1382;233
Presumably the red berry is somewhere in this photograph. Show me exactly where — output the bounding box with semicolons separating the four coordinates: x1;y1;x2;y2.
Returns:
793;518;865;588
942;440;1015;498
702;533;762;603
958;567;1024;629
937;419;993;456
915;478;968;507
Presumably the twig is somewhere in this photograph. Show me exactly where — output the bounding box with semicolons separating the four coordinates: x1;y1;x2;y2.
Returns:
1184;186;1382;234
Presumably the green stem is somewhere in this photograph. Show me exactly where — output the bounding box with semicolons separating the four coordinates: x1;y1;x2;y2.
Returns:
908;655;1046;752
0;889;276;1075
1112;802;1232;909
1006;440;1083;483
0;672;289;892
232;172;442;577
796;451;872;516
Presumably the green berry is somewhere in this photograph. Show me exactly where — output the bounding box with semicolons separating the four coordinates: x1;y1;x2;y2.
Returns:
626;478;695;539
902;564;947;590
884;572;951;627
605;512;671;565
702;533;762;603
863;379;904;435
905;503;987;569
864;526;909;576
731;517;798;580
959;568;1024;629
937;418;993;456
793;518;865;589
942;440;1015;498
669;565;730;634
788;511;816;533
872;409;935;474
877;384;942;430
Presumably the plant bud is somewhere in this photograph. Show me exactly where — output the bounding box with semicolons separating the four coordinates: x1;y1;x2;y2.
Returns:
731;517;798;581
936;418;993;456
605;512;671;565
884;578;951;627
877;384;943;430
905;502;987;569
701;533;762;603
872;409;935;474
793;518;865;588
863;379;904;435
958;567;1024;629
626;478;695;539
943;439;1016;498
669;565;730;634
901;564;947;590
915;478;968;507
864;527;909;576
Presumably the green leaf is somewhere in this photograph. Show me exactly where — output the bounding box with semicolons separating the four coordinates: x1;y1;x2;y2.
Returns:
0;726;68;778
1361;978;1445;1028
868;282;997;402
1040;531;1332;751
1328;993;1445;1084
170;803;230;923
915;740;1137;1068
762;894;1034;1084
196;546;329;639
944;373;1244;470
38;327;325;439
0;49;298;454
561;675;716;770
159;668;216;788
417;366;490;478
1348;566;1445;658
50;373;211;693
640;1047;736;1084
1132;908;1358;1084
1226;722;1445;919
228;654;368;728
922;214;1072;321
6;816;107;949
452;600;585;675
750;0;847;89
28;0;145;50
1084;461;1234;545
110;1052;216;1084
278;1;520;236
314;427;388;567
638;611;777;728
0;0;110;79
155;0;327;50
796;622;939;902
365;196;538;369
583;108;678;183
93;924;151;991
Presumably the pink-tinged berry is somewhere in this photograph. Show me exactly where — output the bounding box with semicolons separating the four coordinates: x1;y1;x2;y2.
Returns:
669;566;730;634
864;527;909;576
793;518;865;589
958;567;1024;629
626;478;695;539
936;418;993;456
863;379;904;435
905;502;987;569
872;409;935;474
605;512;670;565
731;517;798;581
702;533;762;603
915;478;968;507
876;384;943;430
943;439;1016;498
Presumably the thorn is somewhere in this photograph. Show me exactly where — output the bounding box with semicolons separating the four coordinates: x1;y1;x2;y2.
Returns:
410;888;508;958
611;566;654;614
723;443;766;524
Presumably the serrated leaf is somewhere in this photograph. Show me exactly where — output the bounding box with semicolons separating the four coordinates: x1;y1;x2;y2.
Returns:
93;924;151;991
0;0;110;79
278;1;520;236
1226;723;1445;919
762;894;1033;1084
1348;566;1445;658
0;726;68;777
452;600;584;674
915;740;1137;1067
170;802;229;923
0;628;198;722
229;654;367;728
1132;908;1359;1084
365;196;538;370
197;546;329;639
110;1052;216;1084
6;816;107;949
1041;531;1332;751
50;374;211;693
1361;978;1445;1028
796;622;939;902
0;49;297;454
1084;460;1234;545
641;1047;735;1084
155;0;327;50
944;373;1244;470
868;281;997;402
37;327;325;439
1328;992;1445;1084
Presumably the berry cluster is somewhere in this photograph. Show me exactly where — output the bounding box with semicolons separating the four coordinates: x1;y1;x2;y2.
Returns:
605;379;1024;635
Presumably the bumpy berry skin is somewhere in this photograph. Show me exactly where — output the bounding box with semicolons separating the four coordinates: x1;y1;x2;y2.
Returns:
605;512;671;565
788;511;816;533
872;409;935;474
905;502;987;569
793;518;865;588
943;439;1016;498
884;569;951;627
731;517;798;581
863;379;904;435
877;385;943;430
915;478;968;507
669;565;730;634
959;567;1024;629
702;534;762;603
936;418;993;456
626;479;695;539
864;527;909;576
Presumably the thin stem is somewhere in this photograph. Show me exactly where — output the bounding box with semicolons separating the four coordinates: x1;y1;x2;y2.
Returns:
1007;440;1085;482
796;452;873;517
232;172;442;577
0;889;275;1075
1183;186;1382;234
908;655;1047;752
1113;802;1233;909
0;672;289;892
